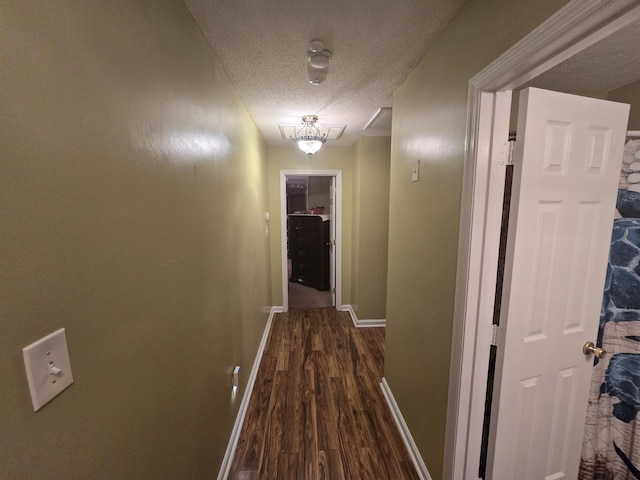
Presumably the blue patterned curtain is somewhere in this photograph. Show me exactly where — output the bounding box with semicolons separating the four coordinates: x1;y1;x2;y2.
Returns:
580;140;640;479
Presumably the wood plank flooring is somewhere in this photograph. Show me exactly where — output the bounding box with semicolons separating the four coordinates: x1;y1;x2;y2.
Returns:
229;308;419;480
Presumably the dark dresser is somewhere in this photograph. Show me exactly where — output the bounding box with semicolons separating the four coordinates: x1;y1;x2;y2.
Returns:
288;214;330;291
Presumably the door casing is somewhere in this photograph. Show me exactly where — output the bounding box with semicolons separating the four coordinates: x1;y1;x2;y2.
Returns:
446;2;640;478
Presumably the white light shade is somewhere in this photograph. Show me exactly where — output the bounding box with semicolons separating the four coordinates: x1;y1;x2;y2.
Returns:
296;139;323;155
291;115;326;156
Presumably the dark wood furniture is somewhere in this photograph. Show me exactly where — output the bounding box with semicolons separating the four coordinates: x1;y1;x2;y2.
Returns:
288;214;330;291
286;183;307;214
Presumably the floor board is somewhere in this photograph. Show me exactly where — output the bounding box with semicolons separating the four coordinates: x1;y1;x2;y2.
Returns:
229;308;419;480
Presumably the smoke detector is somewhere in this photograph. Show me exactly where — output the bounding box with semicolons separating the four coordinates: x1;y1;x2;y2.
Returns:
307;40;332;85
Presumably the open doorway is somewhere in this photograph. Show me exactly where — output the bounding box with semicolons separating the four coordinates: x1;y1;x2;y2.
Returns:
280;170;342;312
286;175;333;309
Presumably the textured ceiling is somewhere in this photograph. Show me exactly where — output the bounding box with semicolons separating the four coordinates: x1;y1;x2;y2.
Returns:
183;0;466;145
527;20;640;93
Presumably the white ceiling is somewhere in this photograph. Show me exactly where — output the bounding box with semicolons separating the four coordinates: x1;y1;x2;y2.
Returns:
526;20;640;94
183;0;466;146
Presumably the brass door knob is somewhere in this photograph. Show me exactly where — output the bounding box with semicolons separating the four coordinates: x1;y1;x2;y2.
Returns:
583;341;606;359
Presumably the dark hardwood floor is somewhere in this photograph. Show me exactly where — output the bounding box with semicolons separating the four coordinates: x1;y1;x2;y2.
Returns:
229;308;420;480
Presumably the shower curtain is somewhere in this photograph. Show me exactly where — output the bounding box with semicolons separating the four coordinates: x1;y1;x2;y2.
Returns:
580;140;640;479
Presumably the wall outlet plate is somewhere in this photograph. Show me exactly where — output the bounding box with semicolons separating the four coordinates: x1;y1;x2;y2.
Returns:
23;328;74;411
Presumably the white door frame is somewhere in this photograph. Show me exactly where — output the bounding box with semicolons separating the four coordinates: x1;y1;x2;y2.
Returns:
280;169;343;312
445;1;640;478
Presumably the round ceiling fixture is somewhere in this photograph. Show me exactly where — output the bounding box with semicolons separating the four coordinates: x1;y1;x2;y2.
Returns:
306;40;332;85
309;53;330;69
308;40;325;53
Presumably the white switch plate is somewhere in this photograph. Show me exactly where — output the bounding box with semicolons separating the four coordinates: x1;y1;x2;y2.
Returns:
232;365;240;388
23;328;74;411
412;159;420;182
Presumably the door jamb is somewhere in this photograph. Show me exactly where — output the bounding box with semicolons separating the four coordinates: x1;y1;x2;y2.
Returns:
445;1;640;478
280;169;343;312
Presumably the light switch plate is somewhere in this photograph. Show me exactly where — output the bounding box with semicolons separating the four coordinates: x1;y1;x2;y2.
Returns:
232;365;240;388
412;159;420;182
23;328;74;411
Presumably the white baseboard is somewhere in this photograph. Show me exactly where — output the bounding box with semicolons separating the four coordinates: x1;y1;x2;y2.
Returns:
217;306;278;480
380;378;433;480
341;304;386;328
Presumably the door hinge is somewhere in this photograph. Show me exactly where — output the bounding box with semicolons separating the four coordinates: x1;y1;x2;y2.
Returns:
499;140;516;166
332;287;336;294
491;324;499;346
491;323;505;348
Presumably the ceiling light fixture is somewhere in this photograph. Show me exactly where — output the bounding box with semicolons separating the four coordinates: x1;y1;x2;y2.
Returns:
307;40;332;85
291;115;327;156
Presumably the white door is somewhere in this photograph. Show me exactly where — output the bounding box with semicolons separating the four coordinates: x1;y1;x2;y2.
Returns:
487;88;629;479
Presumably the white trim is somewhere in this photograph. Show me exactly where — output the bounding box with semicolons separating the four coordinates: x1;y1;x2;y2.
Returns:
217;306;278;480
342;304;386;328
380;378;432;480
472;1;640;92
356;319;386;328
279;170;343;312
445;90;498;480
446;1;640;479
341;304;358;325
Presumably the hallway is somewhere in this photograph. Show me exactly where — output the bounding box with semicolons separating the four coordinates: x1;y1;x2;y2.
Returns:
229;308;419;479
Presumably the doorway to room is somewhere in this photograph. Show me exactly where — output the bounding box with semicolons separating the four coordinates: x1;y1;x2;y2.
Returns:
286;175;333;309
280;170;342;312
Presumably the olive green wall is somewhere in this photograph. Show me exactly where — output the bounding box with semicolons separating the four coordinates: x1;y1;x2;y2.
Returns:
1;1;271;479
351;137;391;319
385;1;569;478
267;146;354;306
610;78;640;130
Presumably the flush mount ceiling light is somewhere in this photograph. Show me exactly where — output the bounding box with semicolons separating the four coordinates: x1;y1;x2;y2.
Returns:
307;40;332;85
291;115;327;156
